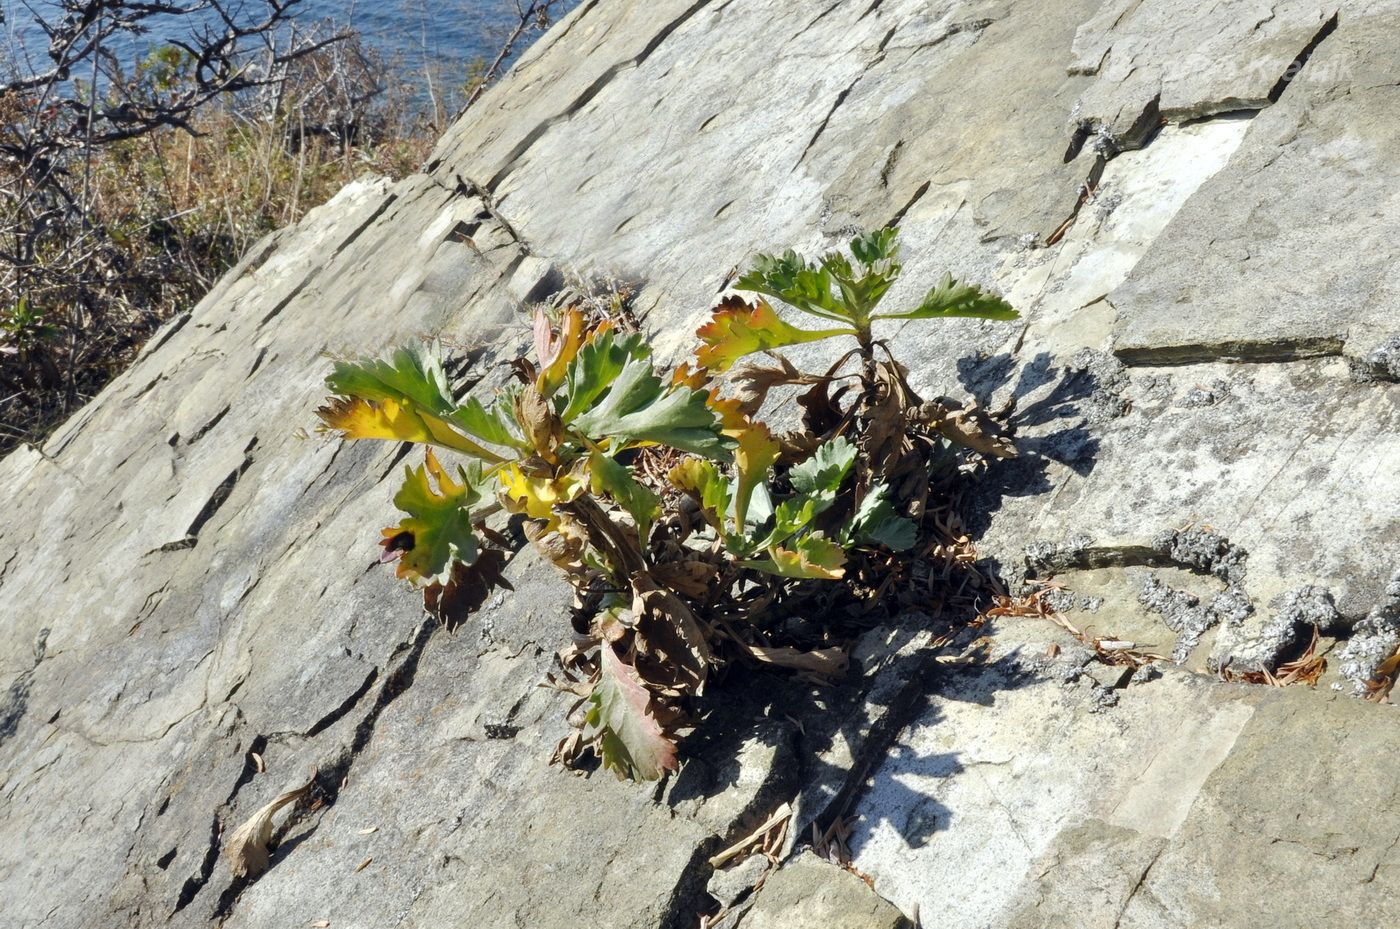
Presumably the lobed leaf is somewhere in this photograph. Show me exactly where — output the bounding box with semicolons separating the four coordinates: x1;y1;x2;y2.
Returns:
735;252;851;323
694;296;852;372
381;450;483;585
571;351;731;458
498;463;583;528
789;435;858;497
759;494;827;550
559;330;648;423
873;273;1018;322
325;345;455;416
317;396;505;462
747;533;847;580
732;420;780;528
669;457;732;534
585;645;678;781
450;394;523;451
735;229;903;327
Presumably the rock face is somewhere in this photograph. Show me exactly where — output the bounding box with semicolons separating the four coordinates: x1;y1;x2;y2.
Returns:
1;1;1398;928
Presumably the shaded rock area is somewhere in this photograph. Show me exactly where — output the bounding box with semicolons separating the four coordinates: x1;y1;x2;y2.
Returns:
2;1;1399;928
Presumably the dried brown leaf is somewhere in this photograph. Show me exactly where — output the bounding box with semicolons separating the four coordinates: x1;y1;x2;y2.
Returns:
223;774;315;878
729;355;819;416
739;643;848;678
632;575;713;691
1367;646;1400;702
918;398;1018;459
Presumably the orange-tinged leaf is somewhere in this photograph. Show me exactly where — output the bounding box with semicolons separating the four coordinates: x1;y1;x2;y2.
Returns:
318;396;425;442
671;360;710;390
694;297;853;372
380;450;482;585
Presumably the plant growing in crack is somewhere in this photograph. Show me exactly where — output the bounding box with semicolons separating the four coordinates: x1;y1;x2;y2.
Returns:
316;229;1019;780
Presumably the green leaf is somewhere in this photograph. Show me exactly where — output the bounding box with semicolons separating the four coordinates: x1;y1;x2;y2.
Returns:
736;230;905;328
745;532;847;580
759;494;827;550
450;393;523;450
670;457;731;517
849;227;899;267
820;229;901;322
872;273;1019;322
743;480;774;530
559;331;648;423
382;451;482;585
571;353;731;458
735;251;851;323
589;451;661;542
585;646;678;781
849;483;917;552
789;436;858;497
326;345;455;416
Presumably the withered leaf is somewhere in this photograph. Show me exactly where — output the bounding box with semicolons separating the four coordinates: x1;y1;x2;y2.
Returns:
740;644;848;677
632;575;713;691
797;380;844;437
223;774;315;878
918;399;1018;459
649;559;717;600
514;384;562;454
729;355;817;415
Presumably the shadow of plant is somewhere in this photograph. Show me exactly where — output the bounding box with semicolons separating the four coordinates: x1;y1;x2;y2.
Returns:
956;351;1110;552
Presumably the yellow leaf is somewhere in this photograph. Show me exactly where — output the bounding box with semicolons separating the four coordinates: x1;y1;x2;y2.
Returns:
733;420;779;526
498;463;582;528
694;296;853;372
316;396;504;462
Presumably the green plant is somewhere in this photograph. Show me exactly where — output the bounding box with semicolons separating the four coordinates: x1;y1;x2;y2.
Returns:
318;230;1019;780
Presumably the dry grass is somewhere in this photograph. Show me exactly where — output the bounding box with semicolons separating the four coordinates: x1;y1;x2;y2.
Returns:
0;85;439;456
0;36;454;454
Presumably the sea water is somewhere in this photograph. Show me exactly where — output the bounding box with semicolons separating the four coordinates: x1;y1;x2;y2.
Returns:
1;0;579;79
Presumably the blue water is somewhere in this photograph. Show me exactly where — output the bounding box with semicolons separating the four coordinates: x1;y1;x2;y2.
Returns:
1;1;578;80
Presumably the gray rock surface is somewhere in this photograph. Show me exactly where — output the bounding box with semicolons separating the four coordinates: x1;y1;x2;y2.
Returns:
3;1;1400;928
735;853;911;929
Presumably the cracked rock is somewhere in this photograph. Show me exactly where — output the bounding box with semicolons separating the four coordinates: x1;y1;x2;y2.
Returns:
739;853;911;929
